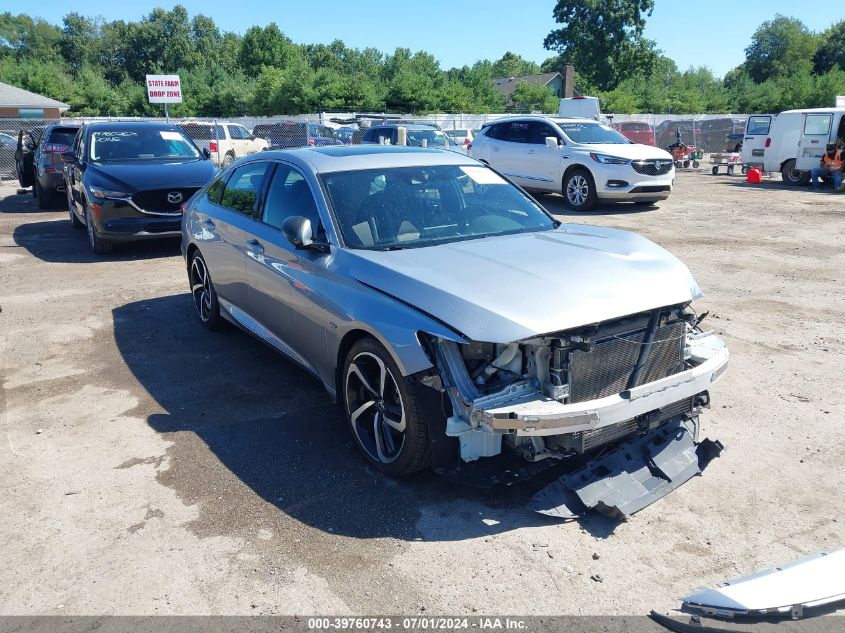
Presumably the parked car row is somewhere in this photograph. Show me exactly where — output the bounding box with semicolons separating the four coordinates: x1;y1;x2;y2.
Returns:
610;118;746;153
11;116;725;517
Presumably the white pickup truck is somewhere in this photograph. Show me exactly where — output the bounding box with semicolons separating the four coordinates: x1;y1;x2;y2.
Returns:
180;121;269;167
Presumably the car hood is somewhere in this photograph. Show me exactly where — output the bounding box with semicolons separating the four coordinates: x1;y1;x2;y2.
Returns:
344;226;702;343
87;159;217;192
573;143;673;160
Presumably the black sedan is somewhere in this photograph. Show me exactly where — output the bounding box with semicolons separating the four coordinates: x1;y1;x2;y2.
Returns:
63;121;217;254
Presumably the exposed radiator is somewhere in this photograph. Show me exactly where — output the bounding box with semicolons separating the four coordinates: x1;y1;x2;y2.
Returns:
549;396;695;454
568;321;686;404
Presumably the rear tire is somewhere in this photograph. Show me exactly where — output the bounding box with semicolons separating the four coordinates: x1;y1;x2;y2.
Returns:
781;159;809;186
222;152;235;168
189;252;223;329
563;168;597;211
341;337;431;476
35;180;53;209
85;203;113;254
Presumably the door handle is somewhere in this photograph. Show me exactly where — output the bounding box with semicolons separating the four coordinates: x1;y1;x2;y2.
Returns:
202;218;216;230
528;149;535;154
246;239;264;254
492;147;500;152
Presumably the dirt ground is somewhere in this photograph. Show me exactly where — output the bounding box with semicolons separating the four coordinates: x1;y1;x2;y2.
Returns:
1;169;843;617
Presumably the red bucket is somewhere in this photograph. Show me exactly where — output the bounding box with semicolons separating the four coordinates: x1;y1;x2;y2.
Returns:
746;168;762;184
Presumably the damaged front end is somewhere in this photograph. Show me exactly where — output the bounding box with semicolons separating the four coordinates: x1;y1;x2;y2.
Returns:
422;303;729;519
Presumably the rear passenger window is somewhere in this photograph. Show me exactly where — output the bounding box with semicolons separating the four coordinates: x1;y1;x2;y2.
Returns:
485;123;505;140
507;122;531;143
262;164;321;233
220;162;270;217
205;174;229;205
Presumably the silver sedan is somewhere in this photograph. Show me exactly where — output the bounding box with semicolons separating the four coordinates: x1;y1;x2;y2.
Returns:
181;146;728;517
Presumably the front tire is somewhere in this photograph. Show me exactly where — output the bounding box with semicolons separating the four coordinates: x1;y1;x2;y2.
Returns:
781;159;809;186
85;203;113;254
189;252;223;329
342;338;431;476
563;168;597;211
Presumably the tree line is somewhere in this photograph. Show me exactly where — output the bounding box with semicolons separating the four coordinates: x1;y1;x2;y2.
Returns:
0;3;843;117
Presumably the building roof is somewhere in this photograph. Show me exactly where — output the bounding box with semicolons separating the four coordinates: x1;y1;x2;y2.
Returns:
0;81;69;110
492;72;563;97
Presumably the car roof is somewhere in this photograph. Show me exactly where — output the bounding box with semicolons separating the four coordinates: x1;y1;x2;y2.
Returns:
257;145;478;174
371;123;441;130
181;121;240;126
485;115;603;126
84;121;186;132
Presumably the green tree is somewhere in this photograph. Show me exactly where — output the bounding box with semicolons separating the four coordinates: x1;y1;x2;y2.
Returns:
544;0;656;90
60;13;100;73
744;15;819;82
491;51;540;77
510;81;558;112
239;23;295;76
814;20;845;74
0;13;62;62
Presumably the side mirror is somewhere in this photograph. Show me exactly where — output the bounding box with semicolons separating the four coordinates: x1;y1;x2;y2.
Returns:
60;150;76;163
545;136;559;149
202;147;212;160
281;215;314;248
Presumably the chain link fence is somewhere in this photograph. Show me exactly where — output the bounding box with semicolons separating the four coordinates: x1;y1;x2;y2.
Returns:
2;112;751;186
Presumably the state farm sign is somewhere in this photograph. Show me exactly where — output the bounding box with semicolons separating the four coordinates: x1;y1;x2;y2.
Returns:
146;74;182;103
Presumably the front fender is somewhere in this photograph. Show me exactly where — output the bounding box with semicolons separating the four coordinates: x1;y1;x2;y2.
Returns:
327;283;465;387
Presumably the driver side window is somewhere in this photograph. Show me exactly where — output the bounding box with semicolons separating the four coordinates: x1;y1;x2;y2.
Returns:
262;164;321;234
530;122;560;145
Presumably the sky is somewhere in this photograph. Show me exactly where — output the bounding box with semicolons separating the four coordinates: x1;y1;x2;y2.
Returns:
16;0;840;78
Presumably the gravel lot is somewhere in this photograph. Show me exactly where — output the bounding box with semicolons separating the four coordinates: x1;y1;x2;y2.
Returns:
1;170;843;616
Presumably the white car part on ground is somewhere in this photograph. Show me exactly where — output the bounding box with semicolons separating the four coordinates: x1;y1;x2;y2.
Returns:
683;549;845;619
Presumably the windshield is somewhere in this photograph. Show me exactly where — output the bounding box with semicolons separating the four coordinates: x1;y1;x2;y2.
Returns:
181;124;225;141
322;164;556;250
405;129;455;148
89;128;201;161
556;121;630;144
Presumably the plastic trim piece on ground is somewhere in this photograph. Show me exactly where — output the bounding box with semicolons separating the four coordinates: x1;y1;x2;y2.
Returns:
682;549;845;619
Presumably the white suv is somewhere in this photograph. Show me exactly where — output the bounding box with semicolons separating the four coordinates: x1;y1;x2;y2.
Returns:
470;116;675;210
180;121;269;167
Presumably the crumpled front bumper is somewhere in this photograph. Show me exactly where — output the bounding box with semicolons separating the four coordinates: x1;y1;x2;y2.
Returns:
471;345;729;437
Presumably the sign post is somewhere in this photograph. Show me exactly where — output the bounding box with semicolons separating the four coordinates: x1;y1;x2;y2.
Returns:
145;74;182;122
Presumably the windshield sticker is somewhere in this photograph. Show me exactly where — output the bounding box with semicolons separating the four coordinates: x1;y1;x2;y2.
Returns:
160;131;184;141
460;166;506;185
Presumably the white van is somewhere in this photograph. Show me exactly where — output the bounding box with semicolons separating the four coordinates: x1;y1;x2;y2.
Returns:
743;108;845;185
558;96;600;120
